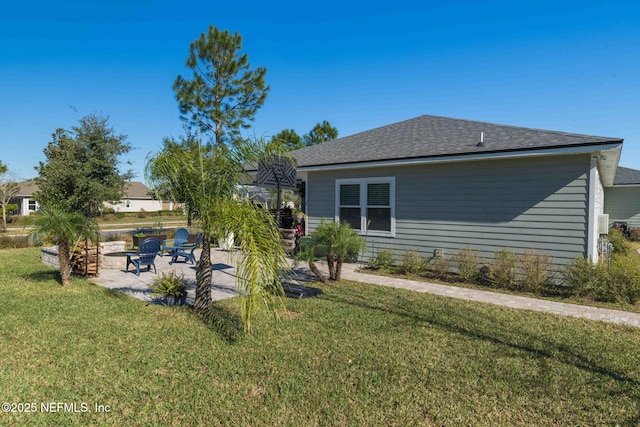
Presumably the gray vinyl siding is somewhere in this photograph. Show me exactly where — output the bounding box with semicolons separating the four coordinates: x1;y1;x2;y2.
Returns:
306;154;591;269
604;187;640;228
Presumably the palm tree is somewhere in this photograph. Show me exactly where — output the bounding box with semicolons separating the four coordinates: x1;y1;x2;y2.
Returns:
297;219;364;282
146;136;289;332
28;205;99;286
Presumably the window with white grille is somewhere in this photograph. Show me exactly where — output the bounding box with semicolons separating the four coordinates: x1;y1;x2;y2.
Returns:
336;177;395;236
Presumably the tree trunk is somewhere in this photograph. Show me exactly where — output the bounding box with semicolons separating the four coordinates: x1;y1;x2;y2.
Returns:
194;235;212;313
308;259;327;283
334;255;344;281
58;240;72;286
1;205;6;232
327;253;336;280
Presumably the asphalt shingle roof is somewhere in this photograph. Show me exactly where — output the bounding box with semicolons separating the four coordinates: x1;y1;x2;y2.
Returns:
16;179;39;196
16;180;153;199
123;181;153;199
291;115;623;168
614;166;640;185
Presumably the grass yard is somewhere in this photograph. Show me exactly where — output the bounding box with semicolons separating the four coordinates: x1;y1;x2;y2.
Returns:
1;248;640;425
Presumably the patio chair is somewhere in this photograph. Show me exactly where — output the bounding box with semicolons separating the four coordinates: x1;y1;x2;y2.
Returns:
126;238;160;275
169;233;202;265
162;227;190;256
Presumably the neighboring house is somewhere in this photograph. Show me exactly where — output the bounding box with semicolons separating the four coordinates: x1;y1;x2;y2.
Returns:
13;179;40;216
103;181;167;213
12;181;173;215
288;114;623;267
604;166;640;228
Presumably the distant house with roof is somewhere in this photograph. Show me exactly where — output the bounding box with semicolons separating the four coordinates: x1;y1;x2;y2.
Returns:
103;181;172;213
288;114;623;267
12;180;174;215
13;179;40;216
604;166;640;228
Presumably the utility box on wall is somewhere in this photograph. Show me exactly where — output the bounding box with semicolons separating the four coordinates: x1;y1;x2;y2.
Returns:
598;214;609;235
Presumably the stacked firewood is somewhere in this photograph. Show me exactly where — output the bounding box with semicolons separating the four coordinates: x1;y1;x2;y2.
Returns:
71;241;103;276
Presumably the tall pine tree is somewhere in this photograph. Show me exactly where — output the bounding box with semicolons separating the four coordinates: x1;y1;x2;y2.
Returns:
174;25;270;148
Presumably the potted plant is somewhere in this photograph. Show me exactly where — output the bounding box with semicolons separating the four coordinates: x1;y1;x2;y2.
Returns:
150;271;188;306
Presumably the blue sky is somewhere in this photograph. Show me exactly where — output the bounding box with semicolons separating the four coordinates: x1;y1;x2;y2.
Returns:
1;0;639;181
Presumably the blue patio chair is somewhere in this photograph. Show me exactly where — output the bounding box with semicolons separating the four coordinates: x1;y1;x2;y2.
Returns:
126;238;160;275
162;227;190;256
169;233;202;265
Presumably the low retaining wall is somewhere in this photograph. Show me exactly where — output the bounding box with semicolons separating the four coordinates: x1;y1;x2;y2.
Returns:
41;241;128;271
41;245;60;269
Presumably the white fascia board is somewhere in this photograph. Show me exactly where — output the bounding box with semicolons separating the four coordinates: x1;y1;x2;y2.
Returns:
296;143;624;173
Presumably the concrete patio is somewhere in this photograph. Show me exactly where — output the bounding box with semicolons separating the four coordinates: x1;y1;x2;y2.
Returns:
91;247;319;305
91;248;240;305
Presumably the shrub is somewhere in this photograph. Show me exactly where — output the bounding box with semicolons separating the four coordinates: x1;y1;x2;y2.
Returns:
0;235;31;249
478;264;492;286
101;232;130;242
519;249;553;293
562;256;640;304
608;228;629;255
137;208;147;219
401;250;424;275
454;247;479;283
610;255;640;304
562;257;601;297
629;227;640;242
369;249;393;270
429;253;452;279
487;249;518;289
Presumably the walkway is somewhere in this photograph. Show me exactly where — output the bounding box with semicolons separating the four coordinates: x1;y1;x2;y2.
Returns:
338;263;640;328
91;249;640;327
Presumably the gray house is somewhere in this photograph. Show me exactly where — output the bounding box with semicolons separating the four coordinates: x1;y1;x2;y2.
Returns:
290;115;623;267
604;166;640;228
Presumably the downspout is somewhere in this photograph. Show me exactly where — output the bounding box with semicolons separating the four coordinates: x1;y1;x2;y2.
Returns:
586;156;598;263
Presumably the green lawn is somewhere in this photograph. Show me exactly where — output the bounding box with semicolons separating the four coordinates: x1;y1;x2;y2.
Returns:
1;248;640;425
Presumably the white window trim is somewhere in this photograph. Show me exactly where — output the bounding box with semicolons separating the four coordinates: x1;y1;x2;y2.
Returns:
335;177;396;237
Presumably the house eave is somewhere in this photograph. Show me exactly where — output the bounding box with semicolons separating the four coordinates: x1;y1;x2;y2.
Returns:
595;143;622;187
296;142;624;179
